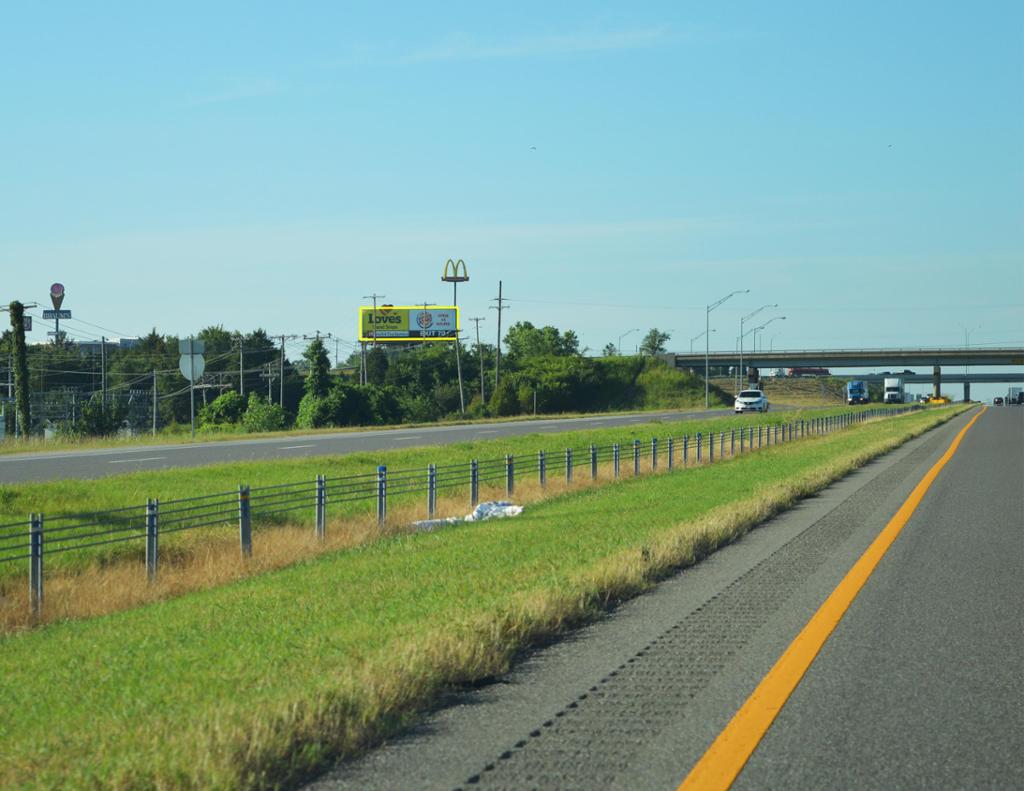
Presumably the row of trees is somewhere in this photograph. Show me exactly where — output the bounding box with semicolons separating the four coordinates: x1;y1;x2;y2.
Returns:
4;310;705;438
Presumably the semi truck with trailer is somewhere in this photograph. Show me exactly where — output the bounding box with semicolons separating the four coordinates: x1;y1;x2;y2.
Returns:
846;380;869;405
1008;387;1023;405
883;377;904;404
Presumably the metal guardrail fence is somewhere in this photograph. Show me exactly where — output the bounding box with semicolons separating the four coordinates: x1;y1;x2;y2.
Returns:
0;406;922;616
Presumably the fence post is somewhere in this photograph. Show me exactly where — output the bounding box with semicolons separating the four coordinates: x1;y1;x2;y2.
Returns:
740;427;745;453
566;448;574;483
146;498;159;580
427;465;437;520
683;435;689;466
470;460;479;507
774;424;779;445
505;455;515;497
633;439;640;476
613;443;620;478
709;431;715;462
376;466;387;526
316;475;326;540
721;430;726;458
591;444;598;479
667;437;675;470
539;450;547;489
758;426;763;448
651;438;658;471
238;484;252;558
696;433;702;464
29;513;43;616
731;429;736;456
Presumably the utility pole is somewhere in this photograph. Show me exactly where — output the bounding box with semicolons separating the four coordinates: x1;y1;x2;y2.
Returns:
6;301;33;438
490;281;507;390
100;336;107;406
362;293;386;348
238;338;244;397
279;335;286;408
469;317;486;405
152;369;157;436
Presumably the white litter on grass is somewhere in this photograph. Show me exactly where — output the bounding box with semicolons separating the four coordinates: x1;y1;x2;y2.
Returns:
412;501;524;531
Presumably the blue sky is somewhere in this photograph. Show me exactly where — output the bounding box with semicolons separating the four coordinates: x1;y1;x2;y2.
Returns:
1;2;1021;396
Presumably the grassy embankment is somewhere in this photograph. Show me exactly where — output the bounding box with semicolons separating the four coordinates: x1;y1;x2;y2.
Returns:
0;404;970;789
0;406;893;629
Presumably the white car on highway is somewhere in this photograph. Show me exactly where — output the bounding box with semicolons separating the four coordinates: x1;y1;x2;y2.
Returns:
734;389;769;413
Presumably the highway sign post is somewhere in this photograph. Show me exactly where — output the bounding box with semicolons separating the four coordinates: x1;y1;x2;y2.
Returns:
179;338;205;439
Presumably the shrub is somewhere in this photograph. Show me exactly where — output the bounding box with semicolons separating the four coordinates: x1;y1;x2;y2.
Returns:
489;378;520;416
198;391;245;427
242;394;288;432
296;393;332;429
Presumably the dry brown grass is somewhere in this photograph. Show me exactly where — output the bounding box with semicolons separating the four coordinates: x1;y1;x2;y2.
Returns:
2;452;731;634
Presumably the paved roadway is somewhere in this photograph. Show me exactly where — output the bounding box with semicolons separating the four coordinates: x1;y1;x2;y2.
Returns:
0;408;737;484
307;405;1023;790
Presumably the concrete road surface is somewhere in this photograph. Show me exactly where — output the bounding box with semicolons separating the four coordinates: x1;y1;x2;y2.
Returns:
0;408;738;484
306;406;1023;790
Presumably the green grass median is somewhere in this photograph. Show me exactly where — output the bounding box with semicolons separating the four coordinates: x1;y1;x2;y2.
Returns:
0;405;967;789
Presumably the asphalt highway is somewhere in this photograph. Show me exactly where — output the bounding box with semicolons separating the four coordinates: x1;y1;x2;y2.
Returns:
307;406;1023;790
0;408;737;484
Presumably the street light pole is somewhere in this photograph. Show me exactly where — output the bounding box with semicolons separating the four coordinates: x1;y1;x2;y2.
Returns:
690;328;715;354
618;328;640;356
751;316;786;366
739;303;777;392
706;290;749;408
959;323;981;401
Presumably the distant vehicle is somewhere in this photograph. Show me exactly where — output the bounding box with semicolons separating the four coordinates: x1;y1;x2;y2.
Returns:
993;397;1004;406
1008;387;1023;405
735;389;769;413
846;380;869;405
883;377;904;404
787;367;830;377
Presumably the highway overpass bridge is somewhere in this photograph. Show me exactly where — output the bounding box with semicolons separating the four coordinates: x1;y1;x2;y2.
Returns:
665;347;1024;400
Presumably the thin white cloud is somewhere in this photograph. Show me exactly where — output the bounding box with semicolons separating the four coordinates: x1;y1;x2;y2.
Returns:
184;78;286;107
401;26;671;64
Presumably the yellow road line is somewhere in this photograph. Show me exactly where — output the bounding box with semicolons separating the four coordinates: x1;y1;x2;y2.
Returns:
678;406;986;791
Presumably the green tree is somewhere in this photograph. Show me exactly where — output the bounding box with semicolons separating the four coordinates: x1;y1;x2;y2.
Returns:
639;328;671;356
603;342;618;357
503;322;579;362
302;337;331;398
78;393;127;436
365;346;389;386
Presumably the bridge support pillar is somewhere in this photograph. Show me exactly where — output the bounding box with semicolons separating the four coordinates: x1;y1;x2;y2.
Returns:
963;380;970;402
933;365;942;399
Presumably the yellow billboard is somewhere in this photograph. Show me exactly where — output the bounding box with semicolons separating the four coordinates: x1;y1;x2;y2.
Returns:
359;305;460;342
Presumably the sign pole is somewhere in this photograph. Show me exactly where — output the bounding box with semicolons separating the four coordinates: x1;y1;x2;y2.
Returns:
189;337;196;440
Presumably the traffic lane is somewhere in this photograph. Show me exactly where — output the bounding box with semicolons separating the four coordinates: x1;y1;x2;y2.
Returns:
305;409;973;790
734;407;1023;790
0;408;745;483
